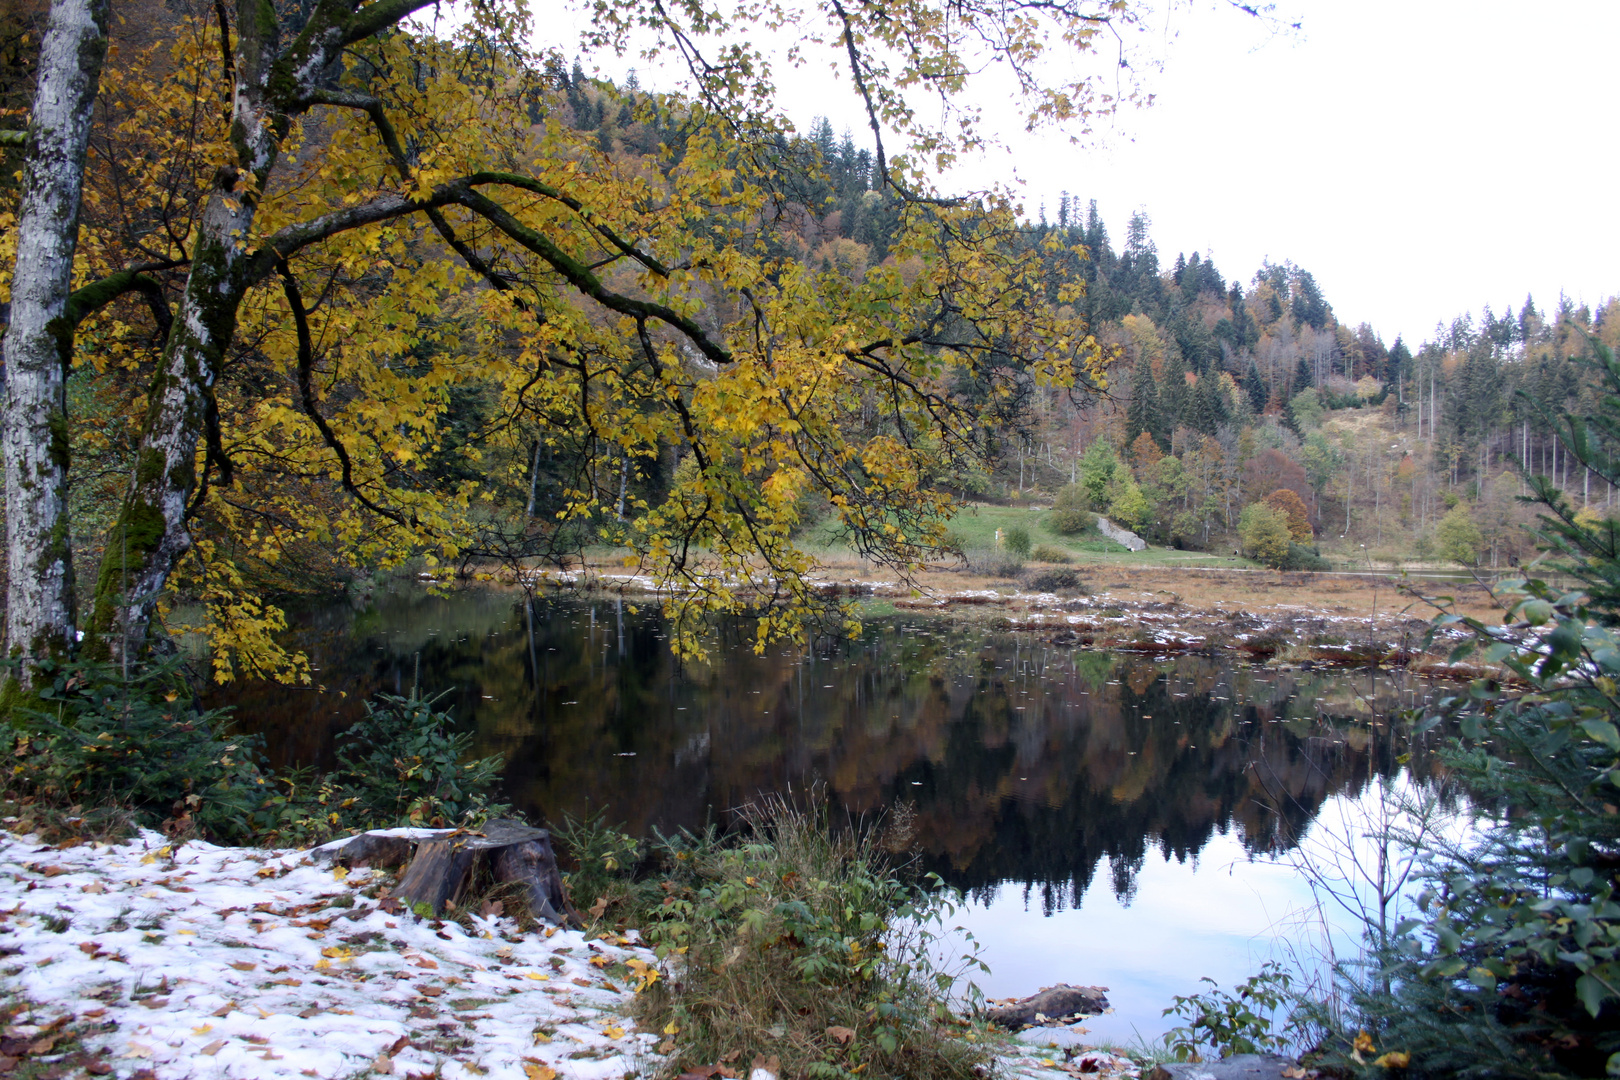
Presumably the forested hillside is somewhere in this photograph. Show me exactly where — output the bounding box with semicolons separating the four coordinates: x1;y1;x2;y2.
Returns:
12;23;1617;681
532;76;1620;572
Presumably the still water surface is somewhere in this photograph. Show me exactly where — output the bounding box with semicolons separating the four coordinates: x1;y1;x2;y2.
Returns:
213;586;1449;1043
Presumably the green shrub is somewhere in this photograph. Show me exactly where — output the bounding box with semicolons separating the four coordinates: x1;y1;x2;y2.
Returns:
0;659;508;845
1003;524;1032;557
1049;483;1093;535
1279;543;1331;572
1239;501;1293;568
334;691;506;828
1030;544;1073;563
1163;963;1300;1063
0;656;270;841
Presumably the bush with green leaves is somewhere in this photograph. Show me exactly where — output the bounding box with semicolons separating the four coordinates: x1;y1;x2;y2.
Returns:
0;656;271;840
1239;501;1293;568
333;691;506;828
1049;483;1094;535
1029;544;1073;564
1163;963;1300;1063
1003;524;1032;557
0;659;507;846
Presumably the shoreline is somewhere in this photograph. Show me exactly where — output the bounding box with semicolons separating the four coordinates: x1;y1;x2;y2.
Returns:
469;559;1504;680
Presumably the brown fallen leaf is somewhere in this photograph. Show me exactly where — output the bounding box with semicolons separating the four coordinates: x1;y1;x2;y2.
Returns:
77;943;100;956
388;1036;411;1056
268;965;289;974
211;1002;236;1018
266;978;302;987
82;1009;106;1020
826;1026;856;1046
411;958;439;970
243;1035;270;1046
84;1061;112;1075
229;962;256;972
0;1056;17;1074
416;985;443;998
199;1041;226;1057
478;899;504;919
571;978;591;988
137;998;169;1010
587;897;609;921
27;1038;56;1056
373;1056;395;1075
298;1008;320;1020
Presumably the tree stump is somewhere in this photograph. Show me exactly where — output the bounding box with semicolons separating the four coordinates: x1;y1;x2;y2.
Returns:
317;820;580;927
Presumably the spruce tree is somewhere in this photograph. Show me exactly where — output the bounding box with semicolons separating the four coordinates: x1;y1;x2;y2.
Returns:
1125;357;1162;450
1244;361;1267;413
1293;356;1313;394
1160;351;1189;434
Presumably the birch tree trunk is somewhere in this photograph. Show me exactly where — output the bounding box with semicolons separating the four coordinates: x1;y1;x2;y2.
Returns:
2;0;109;678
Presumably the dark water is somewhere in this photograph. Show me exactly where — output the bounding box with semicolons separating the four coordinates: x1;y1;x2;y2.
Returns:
213;585;1448;1042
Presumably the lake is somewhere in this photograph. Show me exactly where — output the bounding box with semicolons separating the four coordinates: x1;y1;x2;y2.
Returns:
211;584;1453;1045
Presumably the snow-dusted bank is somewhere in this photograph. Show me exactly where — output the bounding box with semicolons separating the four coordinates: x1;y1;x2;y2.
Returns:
0;827;657;1080
0;825;1143;1080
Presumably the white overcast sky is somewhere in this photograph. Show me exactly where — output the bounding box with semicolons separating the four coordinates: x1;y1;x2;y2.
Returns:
542;0;1619;348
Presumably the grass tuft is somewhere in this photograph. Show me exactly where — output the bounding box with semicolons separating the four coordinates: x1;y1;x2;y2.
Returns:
561;795;994;1080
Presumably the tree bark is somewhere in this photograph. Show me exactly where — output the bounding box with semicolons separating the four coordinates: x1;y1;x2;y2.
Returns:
323;820;580;926
85;0;437;661
1;0;109;678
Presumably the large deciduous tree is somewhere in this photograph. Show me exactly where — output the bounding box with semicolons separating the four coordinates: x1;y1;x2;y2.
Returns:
7;0;1146;675
1;0;107;683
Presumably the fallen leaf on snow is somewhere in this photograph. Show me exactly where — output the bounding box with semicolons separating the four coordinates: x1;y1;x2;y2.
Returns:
522;1064;557;1080
229;961;256;972
199;1041;226;1056
124;1042;153;1059
211;1002;235;1018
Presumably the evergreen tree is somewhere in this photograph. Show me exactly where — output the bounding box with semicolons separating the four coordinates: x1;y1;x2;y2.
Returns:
1388;336;1412;398
1288;266;1332;330
1188;373;1226;435
1243;361;1267;413
1160;351;1190;432
1293;356;1313;394
1125;357;1162;450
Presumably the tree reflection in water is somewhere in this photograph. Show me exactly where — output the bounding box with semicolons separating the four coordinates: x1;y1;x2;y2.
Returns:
215;588;1453;916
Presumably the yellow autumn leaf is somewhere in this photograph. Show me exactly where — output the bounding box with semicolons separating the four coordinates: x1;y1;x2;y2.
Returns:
1374;1052;1410;1069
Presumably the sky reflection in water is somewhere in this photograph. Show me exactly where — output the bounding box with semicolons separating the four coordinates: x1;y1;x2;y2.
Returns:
215;586;1452;1040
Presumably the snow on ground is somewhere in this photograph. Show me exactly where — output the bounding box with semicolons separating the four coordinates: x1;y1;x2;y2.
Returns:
0;827;657;1080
